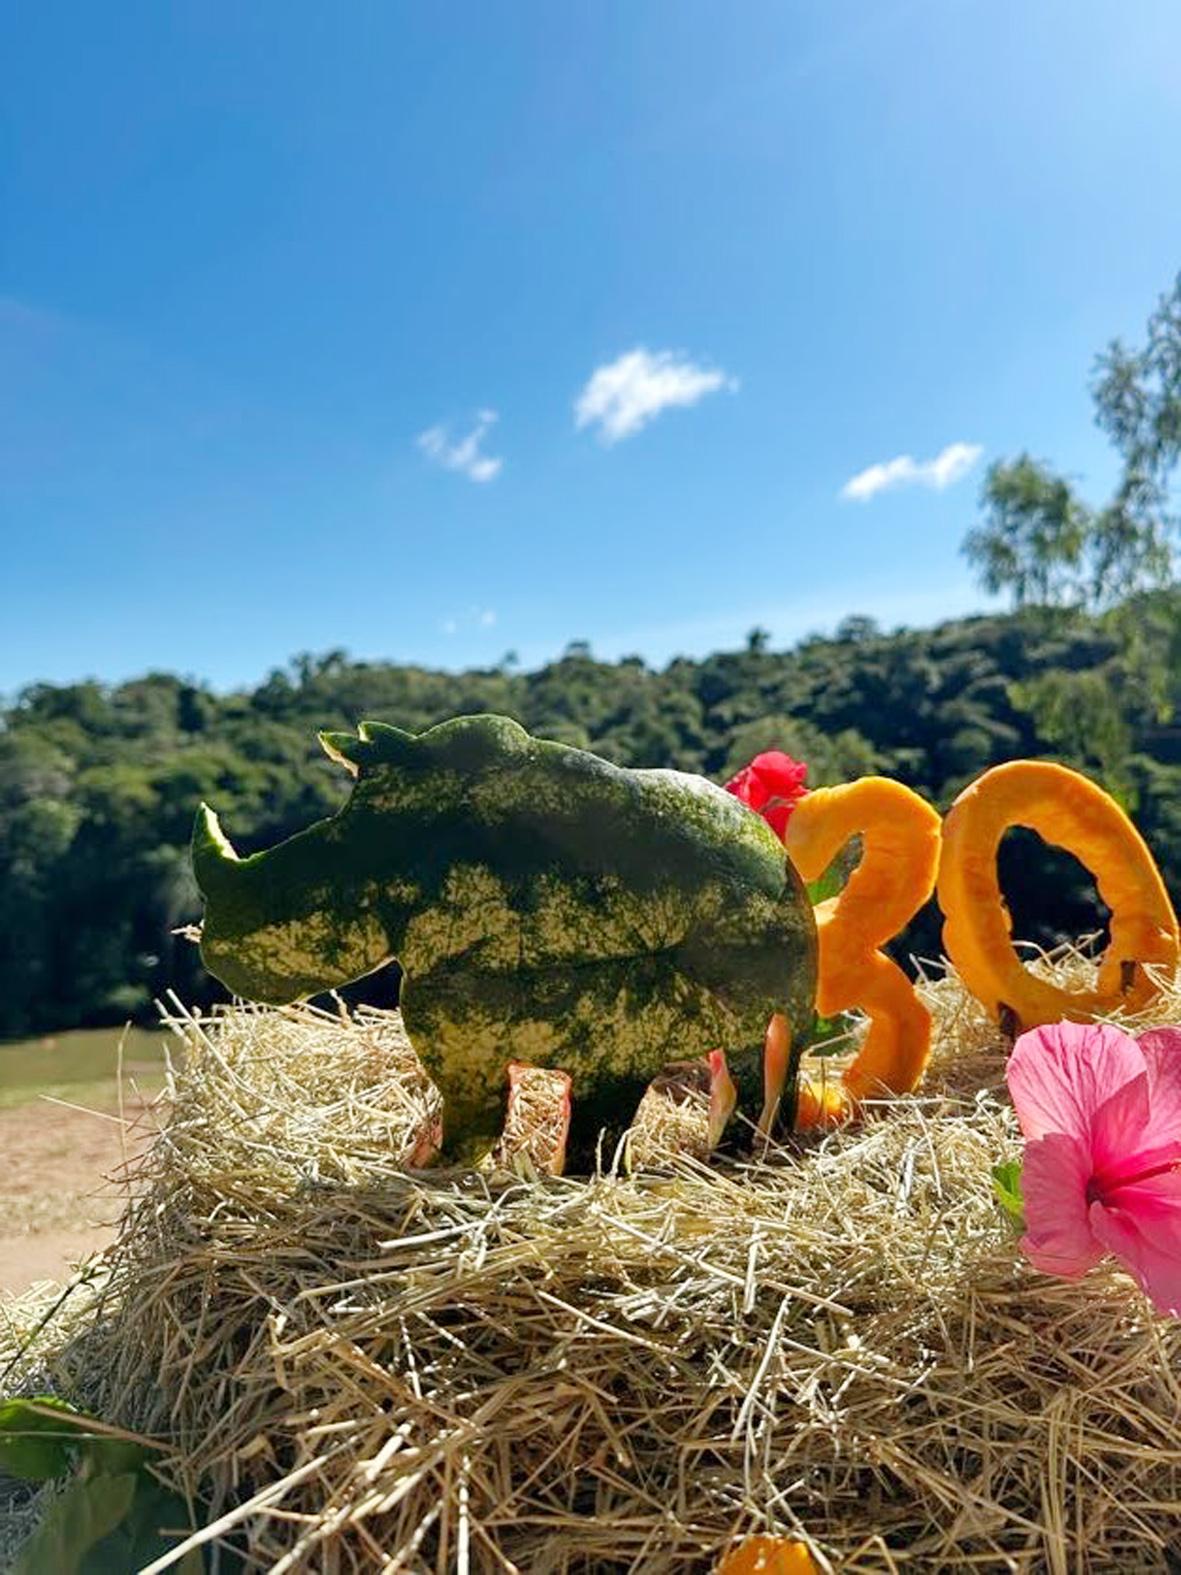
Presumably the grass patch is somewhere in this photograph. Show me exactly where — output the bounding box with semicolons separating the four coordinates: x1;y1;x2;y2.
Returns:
0;1028;168;1110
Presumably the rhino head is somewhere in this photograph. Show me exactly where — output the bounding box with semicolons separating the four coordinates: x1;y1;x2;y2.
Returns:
192;796;393;1005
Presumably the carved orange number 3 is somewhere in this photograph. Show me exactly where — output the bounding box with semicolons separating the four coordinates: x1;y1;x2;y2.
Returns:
938;760;1179;1034
785;779;942;1127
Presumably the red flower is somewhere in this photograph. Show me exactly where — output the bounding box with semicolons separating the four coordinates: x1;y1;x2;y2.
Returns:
724;750;809;841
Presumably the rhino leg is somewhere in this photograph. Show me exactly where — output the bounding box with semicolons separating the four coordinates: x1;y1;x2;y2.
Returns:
399;976;510;1166
563;1074;652;1174
709;1039;765;1154
758;1013;794;1136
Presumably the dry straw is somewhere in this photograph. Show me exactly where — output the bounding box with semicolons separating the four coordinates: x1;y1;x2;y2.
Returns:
5;949;1181;1572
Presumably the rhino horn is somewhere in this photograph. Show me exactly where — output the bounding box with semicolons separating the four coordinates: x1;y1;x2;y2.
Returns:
191;803;245;898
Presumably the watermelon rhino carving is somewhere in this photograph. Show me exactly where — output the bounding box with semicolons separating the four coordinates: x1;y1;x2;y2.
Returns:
192;715;817;1168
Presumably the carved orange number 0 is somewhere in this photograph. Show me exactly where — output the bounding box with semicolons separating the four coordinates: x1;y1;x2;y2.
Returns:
938;760;1179;1033
785;779;942;1127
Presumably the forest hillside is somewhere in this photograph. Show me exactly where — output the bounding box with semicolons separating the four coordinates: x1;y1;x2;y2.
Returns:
4;593;1180;1037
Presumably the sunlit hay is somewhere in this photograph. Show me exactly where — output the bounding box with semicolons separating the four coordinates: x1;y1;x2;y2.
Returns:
7;971;1181;1573
491;1063;570;1176
150;994;444;1190
626;1060;715;1167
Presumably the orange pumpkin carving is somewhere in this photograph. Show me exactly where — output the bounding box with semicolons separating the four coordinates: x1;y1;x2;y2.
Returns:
785;777;942;1124
938;759;1179;1033
717;1536;819;1573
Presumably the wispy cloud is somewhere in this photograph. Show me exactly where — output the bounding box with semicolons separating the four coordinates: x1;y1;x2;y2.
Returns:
417;408;503;483
574;348;738;444
440;607;497;637
0;295;60;330
840;441;983;502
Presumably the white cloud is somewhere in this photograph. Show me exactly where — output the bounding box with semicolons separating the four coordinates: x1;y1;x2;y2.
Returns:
840;441;983;502
417;408;503;483
574;348;738;444
440;608;496;637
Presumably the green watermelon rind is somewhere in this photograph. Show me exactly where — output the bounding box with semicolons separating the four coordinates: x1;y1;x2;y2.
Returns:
193;715;817;1157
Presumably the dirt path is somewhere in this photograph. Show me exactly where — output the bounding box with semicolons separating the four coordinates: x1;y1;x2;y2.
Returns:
0;1095;161;1297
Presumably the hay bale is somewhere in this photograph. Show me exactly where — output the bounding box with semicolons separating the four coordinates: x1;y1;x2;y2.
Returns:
5;966;1181;1571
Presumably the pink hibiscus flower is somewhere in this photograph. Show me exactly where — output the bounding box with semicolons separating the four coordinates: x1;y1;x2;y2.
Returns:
1006;1021;1181;1316
724;751;809;841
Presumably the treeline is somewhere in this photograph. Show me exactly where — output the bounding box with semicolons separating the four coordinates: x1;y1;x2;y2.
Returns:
4;594;1181;1038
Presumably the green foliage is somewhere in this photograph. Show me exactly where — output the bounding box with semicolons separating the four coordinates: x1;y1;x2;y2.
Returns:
12;1472;139;1574
1008;669;1135;799
3;593;1181;1038
0;1397;152;1484
720;715;878;786
0;1397;81;1480
13;1471;203;1575
991;1159;1025;1226
964;271;1181;613
0;1398;202;1574
963;456;1088;609
1091;274;1181;595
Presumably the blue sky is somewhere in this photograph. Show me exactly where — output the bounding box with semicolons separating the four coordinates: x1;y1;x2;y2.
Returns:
4;1;1181;693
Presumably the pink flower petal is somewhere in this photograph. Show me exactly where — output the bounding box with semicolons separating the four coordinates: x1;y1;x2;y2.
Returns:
1019;1132;1103;1278
1133;1027;1181;1153
1089;1168;1181;1316
1089;1071;1152;1180
1006;1022;1144;1146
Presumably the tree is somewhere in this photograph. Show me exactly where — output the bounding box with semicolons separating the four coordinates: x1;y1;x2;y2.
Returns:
834;615;881;644
1089;275;1181;600
720;715;879;787
745;626;771;654
964;272;1181;611
963;455;1088;608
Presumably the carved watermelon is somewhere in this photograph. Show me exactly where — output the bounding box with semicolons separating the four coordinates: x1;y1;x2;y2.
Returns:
192;715;817;1164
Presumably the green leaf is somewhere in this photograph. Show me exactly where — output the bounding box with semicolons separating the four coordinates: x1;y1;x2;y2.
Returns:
0;1397;83;1481
12;1469;204;1575
806;1012;858;1056
12;1471;137;1574
992;1159;1025;1224
0;1396;156;1483
81;1475;202;1574
80;1435;153;1477
805;871;842;905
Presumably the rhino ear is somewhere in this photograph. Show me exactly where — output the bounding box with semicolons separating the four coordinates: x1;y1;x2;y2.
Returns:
318;731;369;775
356;721;417;764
